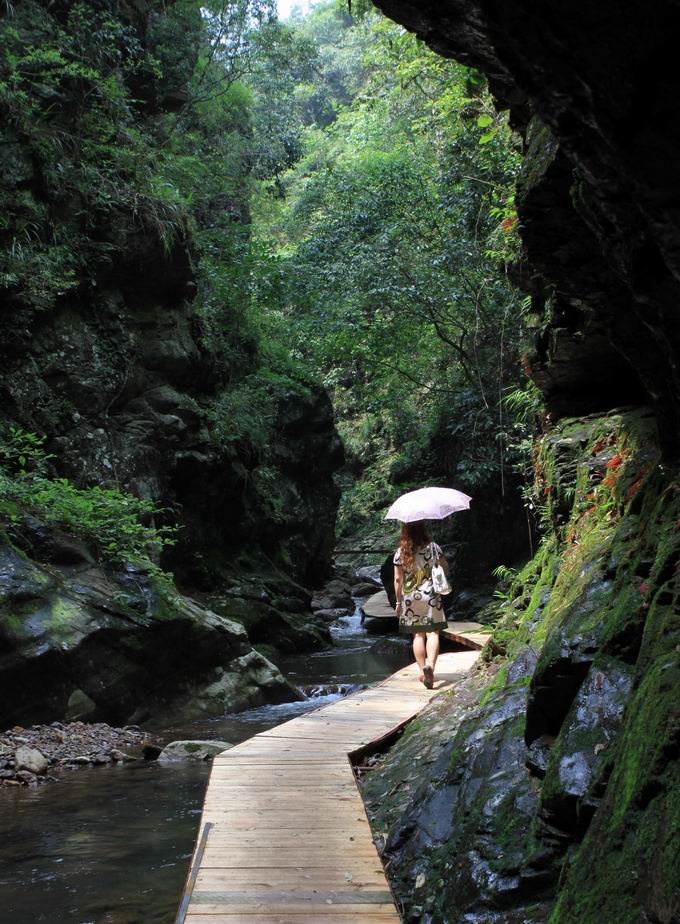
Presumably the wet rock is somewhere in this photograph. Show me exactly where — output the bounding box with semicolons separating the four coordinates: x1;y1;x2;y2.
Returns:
539;658;634;833
312;579;353;612
110;749;136;763
526;734;554;779
14;745;48;775
525;633;601;745
169;650;303;722
158;740;233;762
302;682;354;698
449;588;495;620
209;592;330;654
351;581;379;597
354;566;382;586
362;648;557;921
65;689;97;723
314;607;351;623
143;744;163;761
370;637;411;657
13;517;94;567
15;769;38;785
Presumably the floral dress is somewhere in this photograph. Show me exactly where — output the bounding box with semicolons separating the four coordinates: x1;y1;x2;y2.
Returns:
393;542;446;634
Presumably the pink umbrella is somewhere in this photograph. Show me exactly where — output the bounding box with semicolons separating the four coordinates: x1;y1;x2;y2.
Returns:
384;486;472;523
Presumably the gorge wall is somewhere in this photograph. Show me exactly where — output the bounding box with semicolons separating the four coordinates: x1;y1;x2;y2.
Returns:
0;0;342;726
375;0;680;447
365;2;680;922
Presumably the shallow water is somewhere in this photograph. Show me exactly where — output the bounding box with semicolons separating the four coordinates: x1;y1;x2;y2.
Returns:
0;603;409;923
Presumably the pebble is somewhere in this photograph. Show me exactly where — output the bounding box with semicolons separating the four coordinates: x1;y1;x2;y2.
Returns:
110;749;136;763
15;770;37;785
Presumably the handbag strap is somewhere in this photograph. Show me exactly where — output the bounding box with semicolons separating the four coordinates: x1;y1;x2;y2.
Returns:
431;542;439;565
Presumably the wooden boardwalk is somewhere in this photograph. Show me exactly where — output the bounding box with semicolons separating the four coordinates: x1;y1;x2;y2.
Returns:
177;650;482;923
362;590;491;651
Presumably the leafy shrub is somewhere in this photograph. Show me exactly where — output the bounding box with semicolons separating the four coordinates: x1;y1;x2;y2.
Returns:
0;426;177;569
207;368;309;460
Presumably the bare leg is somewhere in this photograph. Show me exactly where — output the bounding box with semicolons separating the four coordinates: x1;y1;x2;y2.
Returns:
426;631;440;674
413;632;426;680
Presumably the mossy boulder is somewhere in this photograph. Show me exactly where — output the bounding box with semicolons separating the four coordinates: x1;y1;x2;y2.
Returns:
158;740;234;762
0;541;303;727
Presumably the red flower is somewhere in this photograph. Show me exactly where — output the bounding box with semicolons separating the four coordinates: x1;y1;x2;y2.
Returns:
626;479;641;500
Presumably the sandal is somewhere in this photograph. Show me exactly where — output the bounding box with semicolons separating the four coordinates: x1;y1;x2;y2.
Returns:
423;665;434;689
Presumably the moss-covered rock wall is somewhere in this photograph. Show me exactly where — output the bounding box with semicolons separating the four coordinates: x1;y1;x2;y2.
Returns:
362;408;679;922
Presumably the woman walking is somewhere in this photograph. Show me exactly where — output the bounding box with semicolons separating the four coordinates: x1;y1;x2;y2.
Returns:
393;520;449;689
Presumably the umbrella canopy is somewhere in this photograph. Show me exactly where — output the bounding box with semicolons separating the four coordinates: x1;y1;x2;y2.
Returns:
384;486;472;523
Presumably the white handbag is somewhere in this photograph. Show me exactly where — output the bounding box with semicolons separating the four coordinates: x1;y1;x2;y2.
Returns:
430;543;452;595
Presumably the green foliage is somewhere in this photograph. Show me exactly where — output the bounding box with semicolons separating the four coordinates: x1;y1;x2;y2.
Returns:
0;424;55;474
0;0;195;314
246;5;528;536
0;426;177;569
207;372;278;458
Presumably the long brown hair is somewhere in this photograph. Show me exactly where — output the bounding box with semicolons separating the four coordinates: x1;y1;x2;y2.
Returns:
399;520;432;572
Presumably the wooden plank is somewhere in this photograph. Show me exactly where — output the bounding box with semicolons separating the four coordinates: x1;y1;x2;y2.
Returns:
441;620;491;651
196;862;386;893
202;785;361;795
200;807;370;818
190;890;394;912
207;781;353;789
181;651;481;923
222;742;355;753
205;784;355;793
203;792;362;803
204;832;374;847
282;714;401;725
185;904;399;917
209;767;354;776
207;767;356;775
185;915;401;923
198;821;371;832
199;815;372;829
200;848;382;865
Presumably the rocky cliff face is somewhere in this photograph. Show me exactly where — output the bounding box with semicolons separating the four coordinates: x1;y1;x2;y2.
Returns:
0;0;342;726
366;2;680;921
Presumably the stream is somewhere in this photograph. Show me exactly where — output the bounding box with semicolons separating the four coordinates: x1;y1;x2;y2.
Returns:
0;599;411;924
